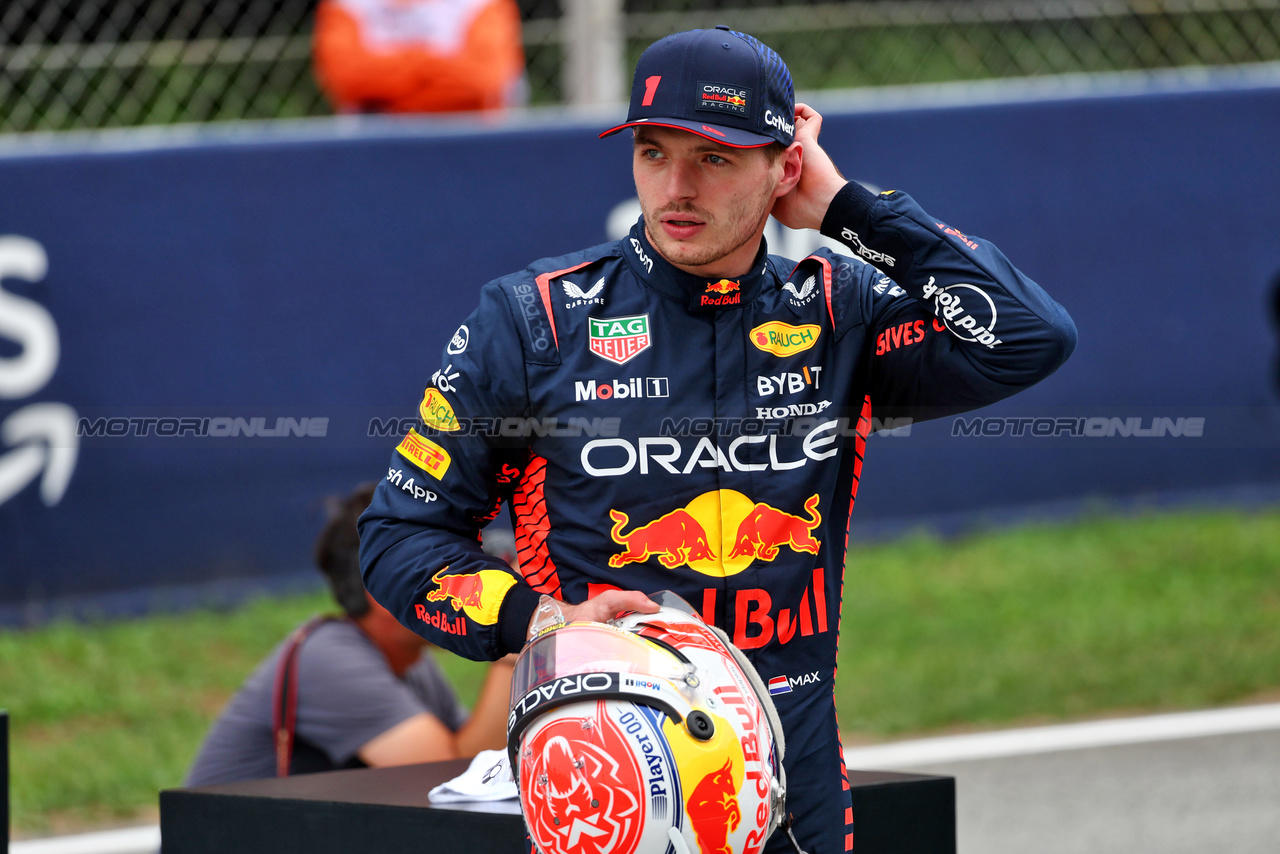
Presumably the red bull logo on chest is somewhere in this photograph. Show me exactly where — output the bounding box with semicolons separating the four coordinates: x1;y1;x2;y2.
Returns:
701;279;741;306
608;490;822;576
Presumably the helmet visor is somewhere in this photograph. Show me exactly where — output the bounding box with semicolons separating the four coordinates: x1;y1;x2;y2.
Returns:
511;623;688;703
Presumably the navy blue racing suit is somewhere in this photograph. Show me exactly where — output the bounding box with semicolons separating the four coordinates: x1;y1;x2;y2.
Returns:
359;181;1076;853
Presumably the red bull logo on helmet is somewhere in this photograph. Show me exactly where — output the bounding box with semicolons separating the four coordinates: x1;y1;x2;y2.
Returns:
662;709;753;854
686;757;741;854
609;490;822;576
425;568;517;626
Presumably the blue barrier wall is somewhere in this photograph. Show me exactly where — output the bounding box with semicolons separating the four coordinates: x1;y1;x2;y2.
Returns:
2;71;1277;617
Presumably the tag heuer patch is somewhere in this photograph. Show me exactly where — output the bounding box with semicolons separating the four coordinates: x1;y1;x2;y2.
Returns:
589;314;651;365
698;82;749;116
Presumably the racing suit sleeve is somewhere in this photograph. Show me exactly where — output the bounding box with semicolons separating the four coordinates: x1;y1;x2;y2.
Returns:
820;182;1077;421
358;282;543;660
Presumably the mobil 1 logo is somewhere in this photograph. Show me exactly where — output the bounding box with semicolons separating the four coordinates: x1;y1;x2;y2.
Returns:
575;377;669;402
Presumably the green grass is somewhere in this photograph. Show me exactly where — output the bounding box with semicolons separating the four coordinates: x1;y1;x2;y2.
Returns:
834;508;1280;735
4;507;1280;834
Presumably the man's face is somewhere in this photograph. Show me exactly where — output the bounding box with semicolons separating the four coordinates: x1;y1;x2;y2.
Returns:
633;127;784;278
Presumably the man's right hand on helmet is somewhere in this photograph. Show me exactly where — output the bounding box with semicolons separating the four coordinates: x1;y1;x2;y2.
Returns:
526;589;660;642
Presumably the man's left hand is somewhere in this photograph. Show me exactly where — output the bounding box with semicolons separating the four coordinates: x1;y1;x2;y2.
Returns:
771;103;848;232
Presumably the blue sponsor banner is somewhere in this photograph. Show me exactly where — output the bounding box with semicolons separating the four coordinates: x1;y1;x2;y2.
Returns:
1;71;1278;617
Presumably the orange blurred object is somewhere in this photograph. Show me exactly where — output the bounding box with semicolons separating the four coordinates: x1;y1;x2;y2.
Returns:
313;0;526;114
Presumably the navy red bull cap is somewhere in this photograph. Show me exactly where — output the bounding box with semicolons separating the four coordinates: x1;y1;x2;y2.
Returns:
599;26;796;149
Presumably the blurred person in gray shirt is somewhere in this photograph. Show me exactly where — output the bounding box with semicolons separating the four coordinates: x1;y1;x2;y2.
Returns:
185;483;514;786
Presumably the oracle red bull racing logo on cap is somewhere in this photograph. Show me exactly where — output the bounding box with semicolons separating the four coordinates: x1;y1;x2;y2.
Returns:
425;568;516;626
698;82;749;116
608;490;821;576
522;701;645;854
589;314;652;365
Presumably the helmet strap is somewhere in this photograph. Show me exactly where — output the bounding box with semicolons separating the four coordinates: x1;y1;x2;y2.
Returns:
783;814;812;854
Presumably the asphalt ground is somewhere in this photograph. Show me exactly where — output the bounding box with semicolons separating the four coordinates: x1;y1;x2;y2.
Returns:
905;731;1280;854
842;706;1280;854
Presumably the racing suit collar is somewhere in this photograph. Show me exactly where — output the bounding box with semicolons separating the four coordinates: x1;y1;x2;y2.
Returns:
625;218;769;312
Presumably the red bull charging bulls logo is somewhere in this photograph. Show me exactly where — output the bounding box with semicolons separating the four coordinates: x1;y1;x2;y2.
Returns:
424;568;516;626
661;709;754;854
686;757;742;854
609;491;822;576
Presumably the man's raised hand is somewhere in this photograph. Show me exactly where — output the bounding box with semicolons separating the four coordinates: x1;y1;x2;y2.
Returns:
771;103;848;232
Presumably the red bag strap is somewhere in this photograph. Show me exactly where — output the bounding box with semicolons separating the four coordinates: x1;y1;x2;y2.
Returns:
271;615;341;777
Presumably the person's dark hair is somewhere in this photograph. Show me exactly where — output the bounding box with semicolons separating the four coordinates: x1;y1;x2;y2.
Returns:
314;482;377;618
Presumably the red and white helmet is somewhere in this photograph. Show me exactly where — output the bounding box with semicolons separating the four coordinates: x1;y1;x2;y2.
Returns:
507;591;788;854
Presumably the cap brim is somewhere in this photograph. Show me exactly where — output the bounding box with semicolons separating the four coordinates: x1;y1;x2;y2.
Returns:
599;117;775;148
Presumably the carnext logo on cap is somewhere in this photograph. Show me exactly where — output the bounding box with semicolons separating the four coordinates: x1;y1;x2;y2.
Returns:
698;81;749;116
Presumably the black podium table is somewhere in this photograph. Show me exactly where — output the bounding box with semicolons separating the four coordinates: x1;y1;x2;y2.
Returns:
161;760;954;854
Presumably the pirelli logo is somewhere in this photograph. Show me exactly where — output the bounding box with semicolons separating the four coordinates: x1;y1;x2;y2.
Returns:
396;428;451;480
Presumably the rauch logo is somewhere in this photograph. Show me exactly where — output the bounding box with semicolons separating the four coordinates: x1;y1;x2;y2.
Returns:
749;322;820;356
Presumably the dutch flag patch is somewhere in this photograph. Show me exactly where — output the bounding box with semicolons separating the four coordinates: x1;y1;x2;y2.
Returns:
768;676;791;695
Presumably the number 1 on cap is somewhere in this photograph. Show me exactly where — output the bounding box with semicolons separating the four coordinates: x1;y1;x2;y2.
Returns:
642;75;661;106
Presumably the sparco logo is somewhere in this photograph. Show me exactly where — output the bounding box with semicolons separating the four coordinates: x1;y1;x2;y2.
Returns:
630;237;653;273
511;283;552;352
507;672;616;730
764;109;795;136
839;227;896;267
575;377;669;401
921;277;1003;349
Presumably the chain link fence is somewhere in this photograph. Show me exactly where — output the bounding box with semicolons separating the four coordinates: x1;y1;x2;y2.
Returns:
3;0;1279;133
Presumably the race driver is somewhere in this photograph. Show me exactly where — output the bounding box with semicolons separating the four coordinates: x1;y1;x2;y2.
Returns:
360;27;1076;854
